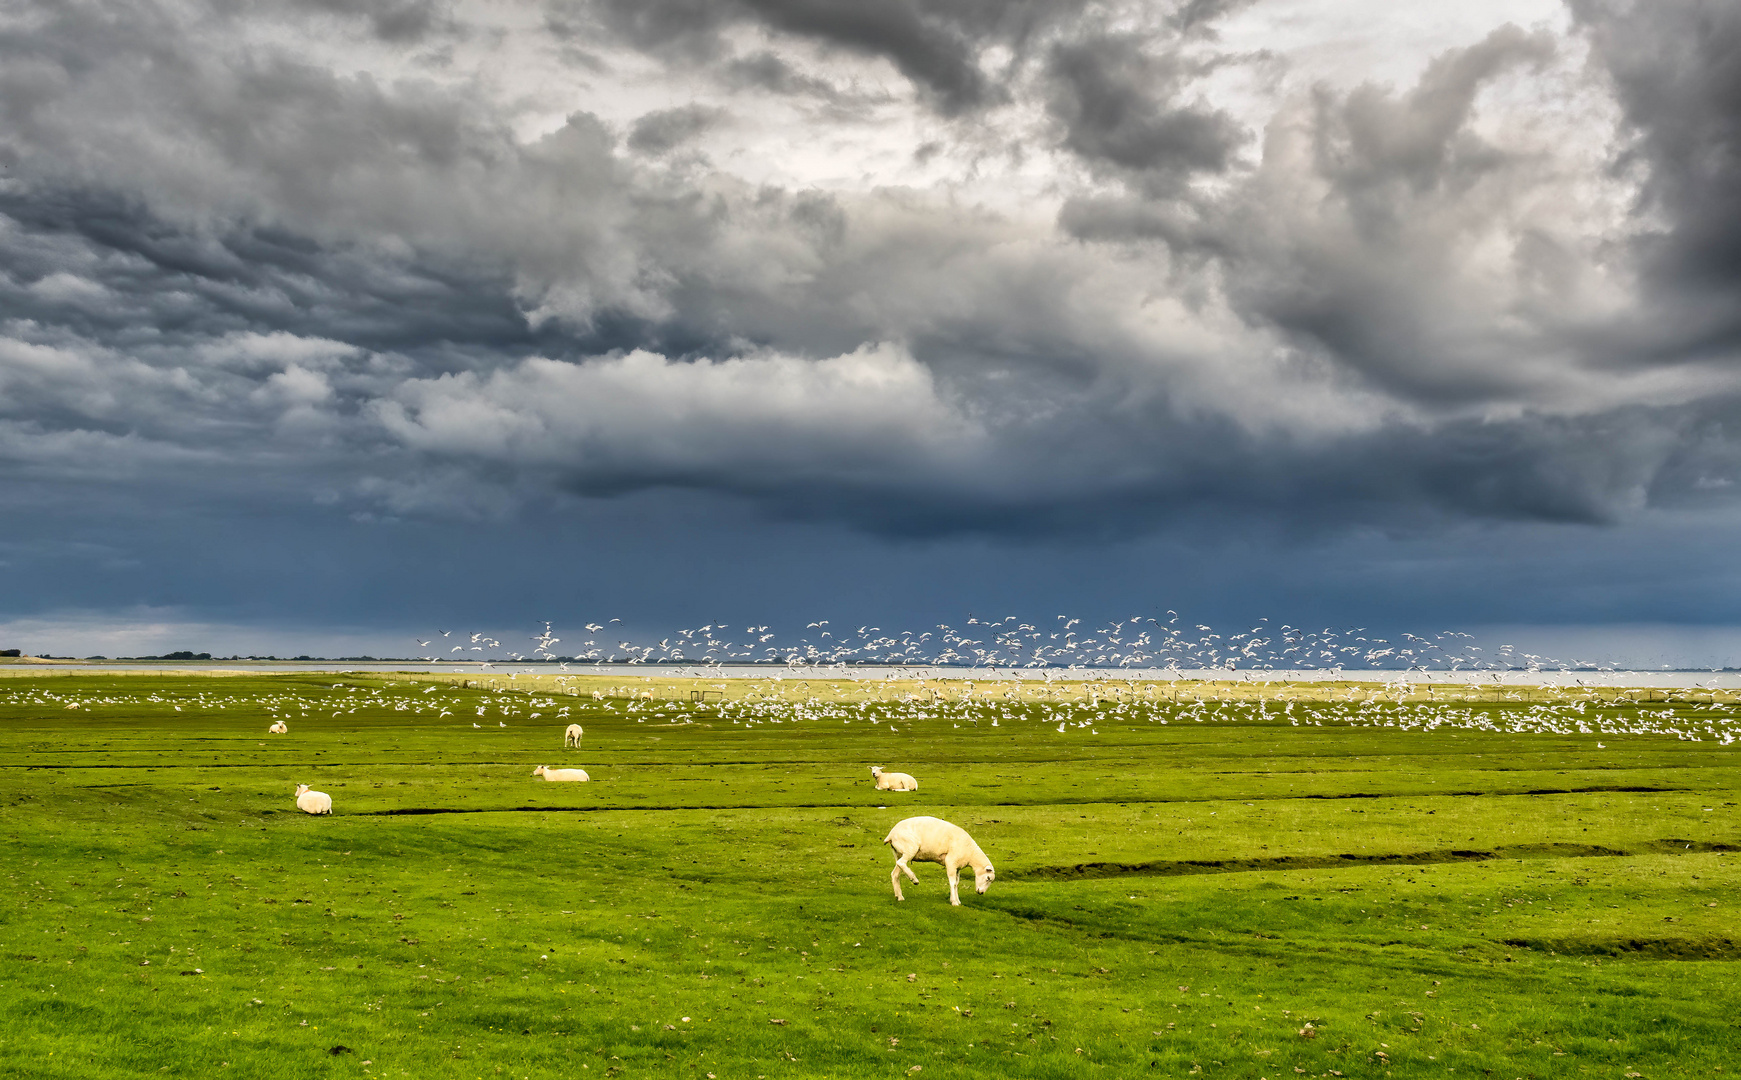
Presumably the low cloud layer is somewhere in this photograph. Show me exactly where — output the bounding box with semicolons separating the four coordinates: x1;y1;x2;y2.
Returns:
3;0;1741;642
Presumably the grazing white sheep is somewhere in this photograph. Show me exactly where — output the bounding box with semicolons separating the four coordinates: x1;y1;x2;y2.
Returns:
870;765;918;792
533;765;589;782
883;816;994;906
268;720;287;734
564;723;584;747
294;784;332;815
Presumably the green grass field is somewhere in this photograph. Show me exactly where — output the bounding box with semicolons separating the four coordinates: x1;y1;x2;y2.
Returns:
1;673;1738;1079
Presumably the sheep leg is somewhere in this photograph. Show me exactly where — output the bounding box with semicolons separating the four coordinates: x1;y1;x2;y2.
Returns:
891;860;907;901
947;864;962;906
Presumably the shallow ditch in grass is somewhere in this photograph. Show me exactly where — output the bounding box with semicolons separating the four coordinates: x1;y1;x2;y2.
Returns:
1012;839;1741;880
355;802;863;815
1499;935;1741;959
318;782;1694;817
1295;785;1685;798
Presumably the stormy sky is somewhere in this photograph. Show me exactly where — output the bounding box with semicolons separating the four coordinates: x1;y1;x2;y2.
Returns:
4;0;1741;665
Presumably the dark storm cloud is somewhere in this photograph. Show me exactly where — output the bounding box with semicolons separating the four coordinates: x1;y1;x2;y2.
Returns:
626;104;729;155
1573;0;1741;350
1307;24;1557;196
720;50;895;113
1036;16;1741;532
737;0;991;111
580;0;729;59
0;0;749;352
1168;0;1258;37
724;51;832;96
585;0;987;109
1046;32;1245;182
1065;24;1567;405
290;0;454;42
0;187;544;358
584;0;1092;112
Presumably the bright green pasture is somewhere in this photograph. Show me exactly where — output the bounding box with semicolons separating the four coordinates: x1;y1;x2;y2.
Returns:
1;675;1738;1079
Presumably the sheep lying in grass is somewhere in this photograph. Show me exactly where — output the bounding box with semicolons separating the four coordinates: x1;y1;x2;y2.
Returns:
564;723;584;747
268;720;287;734
884;816;994;906
533;765;589;782
294;784;332;815
870;766;918;791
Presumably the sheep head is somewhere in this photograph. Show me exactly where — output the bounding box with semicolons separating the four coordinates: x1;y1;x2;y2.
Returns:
295;784;309;795
975;864;995;895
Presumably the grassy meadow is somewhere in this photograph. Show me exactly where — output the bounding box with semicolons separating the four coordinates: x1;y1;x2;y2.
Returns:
1;672;1738;1079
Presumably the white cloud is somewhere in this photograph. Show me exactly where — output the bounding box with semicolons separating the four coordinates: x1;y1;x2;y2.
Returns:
27;271;111;306
198;331;361;373
373;342;985;487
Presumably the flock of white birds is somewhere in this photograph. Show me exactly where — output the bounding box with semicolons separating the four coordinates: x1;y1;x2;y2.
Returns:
606;686;1741;744
417;617;1585;673
7;677;1740;745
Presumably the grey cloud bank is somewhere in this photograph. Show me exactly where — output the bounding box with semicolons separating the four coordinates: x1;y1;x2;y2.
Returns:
3;0;1741;660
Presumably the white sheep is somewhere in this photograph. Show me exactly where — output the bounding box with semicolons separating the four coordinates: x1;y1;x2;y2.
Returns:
883;816;995;906
532;765;589;782
870;765;918;792
564;723;584;747
268;720;287;734
294;784;332;815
